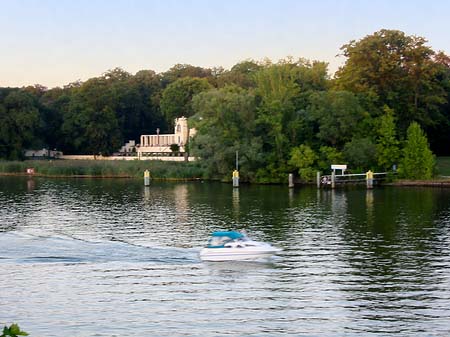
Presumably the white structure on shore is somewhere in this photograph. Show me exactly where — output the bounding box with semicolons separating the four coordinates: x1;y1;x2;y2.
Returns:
61;117;196;162
118;140;136;154
137;117;196;158
24;148;63;159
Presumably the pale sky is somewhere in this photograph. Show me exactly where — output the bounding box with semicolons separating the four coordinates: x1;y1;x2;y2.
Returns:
1;0;449;88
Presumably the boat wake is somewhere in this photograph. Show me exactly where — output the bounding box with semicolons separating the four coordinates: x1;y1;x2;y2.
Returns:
0;231;199;265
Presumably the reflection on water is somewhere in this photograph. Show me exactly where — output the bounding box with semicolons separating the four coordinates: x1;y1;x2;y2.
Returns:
1;177;450;336
232;188;240;221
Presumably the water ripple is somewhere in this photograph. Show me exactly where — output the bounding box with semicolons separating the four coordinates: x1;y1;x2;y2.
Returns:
1;179;450;336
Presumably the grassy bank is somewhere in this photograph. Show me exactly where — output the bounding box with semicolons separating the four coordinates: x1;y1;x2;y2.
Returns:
436;157;450;176
0;160;206;180
2;157;449;183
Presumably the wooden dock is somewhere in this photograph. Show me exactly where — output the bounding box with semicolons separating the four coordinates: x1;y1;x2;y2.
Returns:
318;171;389;189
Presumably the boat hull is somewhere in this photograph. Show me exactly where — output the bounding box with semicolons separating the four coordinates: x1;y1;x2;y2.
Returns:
199;246;281;262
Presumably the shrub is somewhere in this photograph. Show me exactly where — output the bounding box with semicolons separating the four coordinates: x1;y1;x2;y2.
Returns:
1;324;28;337
398;122;435;179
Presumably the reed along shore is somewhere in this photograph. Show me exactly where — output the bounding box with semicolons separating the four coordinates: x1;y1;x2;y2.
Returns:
0;160;205;180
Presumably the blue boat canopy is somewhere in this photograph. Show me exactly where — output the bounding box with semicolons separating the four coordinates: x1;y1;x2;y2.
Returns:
206;231;245;248
211;231;244;239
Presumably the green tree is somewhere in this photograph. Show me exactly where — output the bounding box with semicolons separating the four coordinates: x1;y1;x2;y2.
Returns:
343;138;377;172
160;77;212;126
288;58;331;146
375;106;401;170
215;60;261;89
52;68;165;154
0;89;40;159
190;85;262;181
39;87;67;150
254;60;299;163
426;52;450;155
317;146;344;173
116;69;165;138
291;59;330;111
288;144;317;181
399;122;435;179
160;64;213;87
61;98;121;155
309;91;370;148
84;106;122;155
335;29;448;135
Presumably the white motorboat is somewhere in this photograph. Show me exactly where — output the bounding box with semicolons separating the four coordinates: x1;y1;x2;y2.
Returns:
199;231;281;262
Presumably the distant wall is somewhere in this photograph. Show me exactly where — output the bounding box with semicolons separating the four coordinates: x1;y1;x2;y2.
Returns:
60;155;196;162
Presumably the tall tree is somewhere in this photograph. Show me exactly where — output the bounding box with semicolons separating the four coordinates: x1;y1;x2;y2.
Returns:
190;85;262;181
426;52;450;155
399;122;435;179
60;98;121;155
160;77;212;126
39;87;68;150
252;58;331;181
309;90;369;148
128;70;165;136
0;90;40;159
375;106;400;170
215;60;261;88
161;64;213;87
84;106;122;155
288;144;317;181
53;67;165;154
254;59;299;161
343;137;377;172
335;29;448;135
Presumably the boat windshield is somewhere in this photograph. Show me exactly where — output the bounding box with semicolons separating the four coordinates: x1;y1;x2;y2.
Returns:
207;234;248;248
207;236;233;248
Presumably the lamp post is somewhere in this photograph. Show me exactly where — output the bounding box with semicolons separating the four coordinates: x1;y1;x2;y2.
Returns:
156;128;160;155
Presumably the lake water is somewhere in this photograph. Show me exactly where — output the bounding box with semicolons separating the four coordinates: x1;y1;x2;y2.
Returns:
1;177;450;336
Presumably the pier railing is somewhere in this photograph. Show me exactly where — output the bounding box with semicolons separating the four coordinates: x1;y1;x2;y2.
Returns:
318;171;390;189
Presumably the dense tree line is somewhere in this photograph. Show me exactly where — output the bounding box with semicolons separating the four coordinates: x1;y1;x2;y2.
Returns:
1;29;449;182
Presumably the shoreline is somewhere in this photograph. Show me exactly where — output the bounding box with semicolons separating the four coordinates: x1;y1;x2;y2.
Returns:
0;159;205;181
386;179;450;187
0;172;202;181
2;172;450;187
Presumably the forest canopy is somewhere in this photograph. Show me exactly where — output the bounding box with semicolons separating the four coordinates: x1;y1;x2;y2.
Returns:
1;29;448;182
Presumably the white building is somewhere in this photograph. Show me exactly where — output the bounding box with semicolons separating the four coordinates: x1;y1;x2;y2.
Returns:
138;117;196;157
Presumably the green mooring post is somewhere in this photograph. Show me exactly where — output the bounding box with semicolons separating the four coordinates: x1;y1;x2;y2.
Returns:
144;170;151;186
